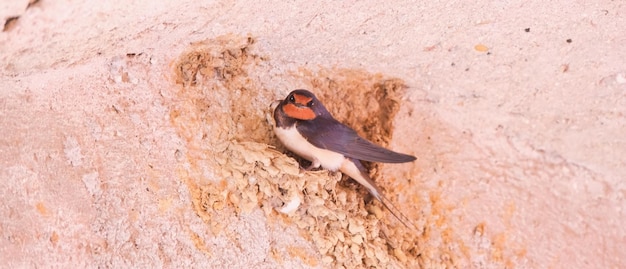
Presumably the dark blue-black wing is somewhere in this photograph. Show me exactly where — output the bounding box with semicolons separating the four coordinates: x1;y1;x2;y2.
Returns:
296;117;416;163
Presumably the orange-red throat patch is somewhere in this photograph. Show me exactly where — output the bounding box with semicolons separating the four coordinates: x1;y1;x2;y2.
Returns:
282;103;316;120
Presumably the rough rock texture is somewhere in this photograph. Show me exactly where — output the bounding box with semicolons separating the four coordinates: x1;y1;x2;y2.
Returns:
1;1;625;268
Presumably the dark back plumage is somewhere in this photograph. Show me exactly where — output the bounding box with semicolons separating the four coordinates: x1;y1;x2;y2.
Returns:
279;89;416;163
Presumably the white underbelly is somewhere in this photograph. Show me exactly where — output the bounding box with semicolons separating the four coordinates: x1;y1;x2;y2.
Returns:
274;126;345;171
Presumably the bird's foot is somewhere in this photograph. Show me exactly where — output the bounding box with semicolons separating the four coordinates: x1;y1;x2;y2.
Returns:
300;161;321;172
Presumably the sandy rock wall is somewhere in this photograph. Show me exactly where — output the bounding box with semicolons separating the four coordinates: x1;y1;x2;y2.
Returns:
2;0;625;268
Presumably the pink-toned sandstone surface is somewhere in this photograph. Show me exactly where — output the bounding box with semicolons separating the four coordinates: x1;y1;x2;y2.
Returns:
2;1;625;268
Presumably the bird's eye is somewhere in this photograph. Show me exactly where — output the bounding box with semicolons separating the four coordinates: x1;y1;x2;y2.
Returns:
307;101;314;107
288;95;295;102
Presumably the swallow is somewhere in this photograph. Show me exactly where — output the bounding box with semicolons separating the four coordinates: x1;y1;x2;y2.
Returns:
272;89;417;228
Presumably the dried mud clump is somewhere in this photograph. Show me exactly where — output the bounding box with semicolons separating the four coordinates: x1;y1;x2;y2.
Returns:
171;35;273;146
175;36;254;87
169;35;423;268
